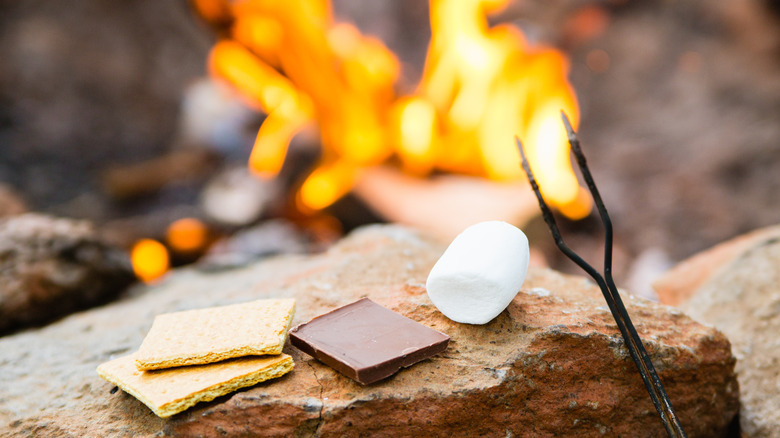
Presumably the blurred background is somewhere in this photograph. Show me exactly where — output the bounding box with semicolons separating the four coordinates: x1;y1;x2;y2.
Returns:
2;0;780;297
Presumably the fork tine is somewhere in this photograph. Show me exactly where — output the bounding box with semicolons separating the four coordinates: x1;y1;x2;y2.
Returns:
516;118;686;437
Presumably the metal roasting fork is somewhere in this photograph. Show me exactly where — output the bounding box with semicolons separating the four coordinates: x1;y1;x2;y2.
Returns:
515;112;687;438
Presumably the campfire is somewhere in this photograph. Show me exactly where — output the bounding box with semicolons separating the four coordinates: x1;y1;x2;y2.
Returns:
193;0;591;218
122;0;597;282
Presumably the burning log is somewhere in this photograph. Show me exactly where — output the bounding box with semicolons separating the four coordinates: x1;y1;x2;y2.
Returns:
353;165;539;240
100;148;218;200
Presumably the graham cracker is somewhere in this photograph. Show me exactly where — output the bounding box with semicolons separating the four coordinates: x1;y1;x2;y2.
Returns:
97;353;293;418
135;298;296;371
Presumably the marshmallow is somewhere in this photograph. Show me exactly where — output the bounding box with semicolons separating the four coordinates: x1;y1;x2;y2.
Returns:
426;221;529;324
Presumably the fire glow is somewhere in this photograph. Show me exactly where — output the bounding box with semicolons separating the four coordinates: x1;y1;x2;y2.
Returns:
193;0;591;219
131;239;170;283
130;218;209;283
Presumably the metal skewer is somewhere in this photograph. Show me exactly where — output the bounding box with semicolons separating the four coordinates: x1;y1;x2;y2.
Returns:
515;112;687;438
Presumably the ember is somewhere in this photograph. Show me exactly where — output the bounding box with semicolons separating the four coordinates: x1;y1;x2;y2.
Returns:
193;0;592;219
131;238;170;283
166;217;210;254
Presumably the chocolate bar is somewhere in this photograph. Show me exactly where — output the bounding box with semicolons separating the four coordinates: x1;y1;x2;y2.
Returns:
289;298;449;385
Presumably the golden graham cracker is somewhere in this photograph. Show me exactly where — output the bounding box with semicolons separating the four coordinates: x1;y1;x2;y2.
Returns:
97;353;294;418
135;298;296;371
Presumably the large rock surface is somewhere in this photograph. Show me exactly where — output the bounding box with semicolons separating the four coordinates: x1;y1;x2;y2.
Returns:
655;226;780;437
0;225;737;437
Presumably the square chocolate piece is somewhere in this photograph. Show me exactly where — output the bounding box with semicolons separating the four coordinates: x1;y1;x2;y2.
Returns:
289;298;449;385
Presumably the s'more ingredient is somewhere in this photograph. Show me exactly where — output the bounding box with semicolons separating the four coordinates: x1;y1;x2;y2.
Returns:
97;353;293;418
289;298;449;385
135;298;295;371
426;221;529;324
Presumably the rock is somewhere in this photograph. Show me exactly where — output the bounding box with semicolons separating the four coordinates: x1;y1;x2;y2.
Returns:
655;226;780;437
0;184;27;218
0;225;737;437
653;225;780;306
0;214;135;334
200;219;311;270
200;166;277;227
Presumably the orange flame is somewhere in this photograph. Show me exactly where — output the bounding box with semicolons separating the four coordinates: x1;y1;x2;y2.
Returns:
195;0;591;219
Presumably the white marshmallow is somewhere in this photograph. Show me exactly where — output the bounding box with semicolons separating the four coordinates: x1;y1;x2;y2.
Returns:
426;221;529;324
